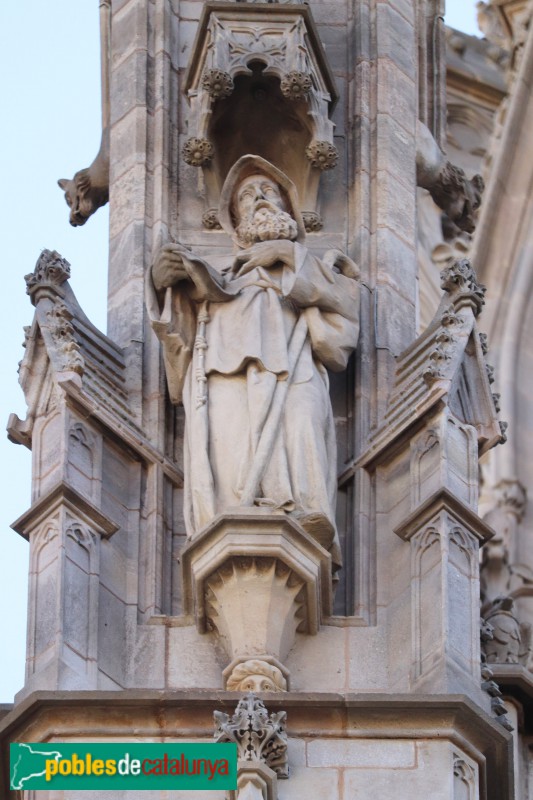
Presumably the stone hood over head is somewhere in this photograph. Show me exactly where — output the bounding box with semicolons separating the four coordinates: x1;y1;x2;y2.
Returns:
218;154;306;245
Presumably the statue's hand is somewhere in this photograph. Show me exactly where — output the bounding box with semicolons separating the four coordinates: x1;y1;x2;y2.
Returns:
152;243;191;290
233;240;295;277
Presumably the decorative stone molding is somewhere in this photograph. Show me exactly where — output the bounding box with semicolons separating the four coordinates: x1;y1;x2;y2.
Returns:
182;137;214;167
410;516;481;682
440;304;462;328
214;693;289;779
479;332;489;356
496;480;528;520
9;248;133;449
480;625;515;732
431;232;471;269
499;421;508;443
11;481;119;542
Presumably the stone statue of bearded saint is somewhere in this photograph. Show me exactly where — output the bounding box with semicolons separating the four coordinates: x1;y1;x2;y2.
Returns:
146;155;360;573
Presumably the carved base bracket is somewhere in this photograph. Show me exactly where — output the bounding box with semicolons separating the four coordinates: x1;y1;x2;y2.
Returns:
182;511;332;687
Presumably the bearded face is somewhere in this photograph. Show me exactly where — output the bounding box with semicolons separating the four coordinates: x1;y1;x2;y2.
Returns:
234;175;299;247
235;206;299;246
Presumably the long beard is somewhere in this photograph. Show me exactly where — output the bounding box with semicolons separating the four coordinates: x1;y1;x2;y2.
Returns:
235;207;298;247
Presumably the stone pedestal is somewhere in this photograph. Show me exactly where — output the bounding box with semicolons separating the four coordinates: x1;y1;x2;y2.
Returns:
182;511;332;688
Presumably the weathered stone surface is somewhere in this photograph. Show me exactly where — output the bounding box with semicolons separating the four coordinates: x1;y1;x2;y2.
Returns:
7;0;530;795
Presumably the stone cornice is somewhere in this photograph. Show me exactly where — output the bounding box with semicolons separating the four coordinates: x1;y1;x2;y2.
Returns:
0;691;513;800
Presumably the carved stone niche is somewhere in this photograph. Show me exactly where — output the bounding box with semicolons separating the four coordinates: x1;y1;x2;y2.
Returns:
183;2;338;231
181;511;332;689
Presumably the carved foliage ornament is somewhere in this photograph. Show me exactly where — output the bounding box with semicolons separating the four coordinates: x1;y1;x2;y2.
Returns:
46;302;85;376
305;140;338;170
214;693;289;779
182;137;214;167
280;71;312;100
440;258;486;314
202;69;234;99
25;249;71;295
202;208;223;230
422;308;464;385
301;211;323;232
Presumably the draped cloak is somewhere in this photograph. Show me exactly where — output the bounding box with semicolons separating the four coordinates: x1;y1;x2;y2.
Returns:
147;241;360;571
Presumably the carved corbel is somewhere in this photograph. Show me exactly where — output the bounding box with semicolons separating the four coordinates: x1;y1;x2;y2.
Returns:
181;512;332;689
416;120;484;234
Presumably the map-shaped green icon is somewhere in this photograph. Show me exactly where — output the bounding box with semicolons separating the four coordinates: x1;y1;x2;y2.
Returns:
10;743;63;789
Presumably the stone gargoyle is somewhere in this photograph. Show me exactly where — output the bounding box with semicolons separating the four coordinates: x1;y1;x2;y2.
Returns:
416;120;484;234
58;127;109;226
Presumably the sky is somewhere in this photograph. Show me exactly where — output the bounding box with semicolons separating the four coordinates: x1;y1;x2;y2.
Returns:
0;0;482;703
